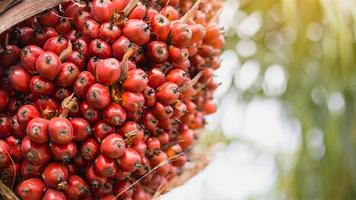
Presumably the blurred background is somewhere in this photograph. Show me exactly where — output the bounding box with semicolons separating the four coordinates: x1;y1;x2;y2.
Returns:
163;0;356;199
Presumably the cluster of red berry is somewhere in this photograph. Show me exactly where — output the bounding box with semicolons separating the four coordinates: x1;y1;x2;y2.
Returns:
0;0;223;199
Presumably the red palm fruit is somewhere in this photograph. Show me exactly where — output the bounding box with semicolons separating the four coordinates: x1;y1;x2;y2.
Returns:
178;129;194;150
52;87;72;102
51;141;78;162
167;68;188;86
73;153;88;168
0;90;8;112
0;116;11;138
48;117;74;144
73;71;96;98
148;67;166;89
65;175;90;199
5;136;22;159
170;21;192;46
43;36;69;55
7;98;22;114
113;181;133;199
120;92;145;113
100;134;125;159
160;6;179;21
43;188;66;200
71;118;91;141
132;140;147;157
150;150;168;167
117;148;141;172
122;19;150;45
34;96;59;119
158;118;173;131
0;161;20;186
118;121;144;144
204;25;221;42
30;76;55;96
128;2;147;19
87;57;100;75
173;100;188;117
26;118;49;144
33;27;58;47
135;156;150;176
158;132;170;145
150;14;170;41
100;23;121;42
73;38;89;56
82;19;100;39
17;105;40;129
36;51;61;80
21;136;51;165
102;103;127;126
85;165;107;189
0;140;10;167
156;82;180;105
92;180;114;198
75;10;90;30
91;0;114;23
173;58;191;71
173;154;187;167
146;137;160;153
132;186;151;200
56;17;71;35
143;86;156;107
86;83;111;109
80;101;100;123
93;121;114;142
152;102;173;120
89;39;112;58
140;110;158;133
80;137;100;160
96;58;121;86
10;116;26;138
39;9;59;25
42;163;69;189
112;36;131;60
147;41;169;63
189;23;206;44
112;0;129;10
67;51;86;71
21;45;44;73
14;27;33;46
146;7;158;20
203;100;217;114
8;65;32;92
16;178;47;200
101;195;116;200
94;155;117;177
21;161;44;179
122;68;148;92
55;62;80;87
165;144;182;159
150;175;168;191
0;45;21;68
168;45;189;63
66;164;77;176
65;29;81;42
187;45;198;56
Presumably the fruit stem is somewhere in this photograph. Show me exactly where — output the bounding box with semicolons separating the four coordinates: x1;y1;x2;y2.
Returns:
119;47;137;82
59;40;72;62
180;71;204;92
123;0;140;16
180;0;202;23
59;93;78;118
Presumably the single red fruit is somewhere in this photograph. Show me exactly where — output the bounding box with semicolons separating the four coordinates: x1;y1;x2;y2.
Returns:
26;118;49;144
120;92;145;113
5;136;23;159
21;136;51;165
17;105;40;129
36;51;61;80
0;116;11;138
91;0;114;23
73;71;96;98
8;65;32;92
56;17;72;35
30;76;55;96
65;175;90;199
170;21;192;46
112;36;131;60
16;178;47;200
85;165;107;189
42;162;69;188
122;69;148;92
150;14;170;41
100;134;125;159
43;36;69;55
21;45;44;73
39;9;59;25
0;45;21;68
94;154;117;177
86;83;111;109
89;39;112;58
100;23;121;42
55;62;80;87
122;19;150;45
117;148;141;172
102;103;127;126
43;188;66;200
80;101;100;123
93;121;114;142
80;137;100;160
82;19;100;39
96;58;121;86
71;118;91;141
147;41;169;63
0;140;10;167
51;141;78;162
118;121;144;145
48;117;74;144
21;161;44;179
143;86;156;107
156;82;180;105
148;67;167;89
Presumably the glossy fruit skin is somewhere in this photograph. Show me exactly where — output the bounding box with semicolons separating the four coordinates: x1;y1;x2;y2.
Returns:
91;0;114;23
80;101;100;123
117;148;141;172
42;162;69;188
74;71;96;98
170;21;193;46
65;175;90;199
21;45;44;73
143;86;157;107
147;41;169;63
100;23;121;42
8;65;32;92
150;14;170;41
55;62;80;87
21;137;51;165
43;188;66;200
5;136;23;159
122;19;151;45
96;58;121;86
120;92;145;113
30;76;55;96
80;137;99;160
89;39;112;59
93;121;114;142
16;178;47;200
48;117;74;145
36;51;61;80
122;69;148;93
100;134;125;159
21;160;44;179
0;90;8;112
86;83;111;109
118;121;144;145
0;116;11;138
71;118;91;141
102;103;127;126
17;105;41;129
51;142;78;162
26;118;49;144
94;155;117;177
39;9;59;25
43;36;69;55
157;82;180;105
85;165;107;189
0;140;10;167
112;36;131;60
82;19;100;39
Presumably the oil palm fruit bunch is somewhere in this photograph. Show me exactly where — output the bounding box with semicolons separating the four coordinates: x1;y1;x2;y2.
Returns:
0;0;223;199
